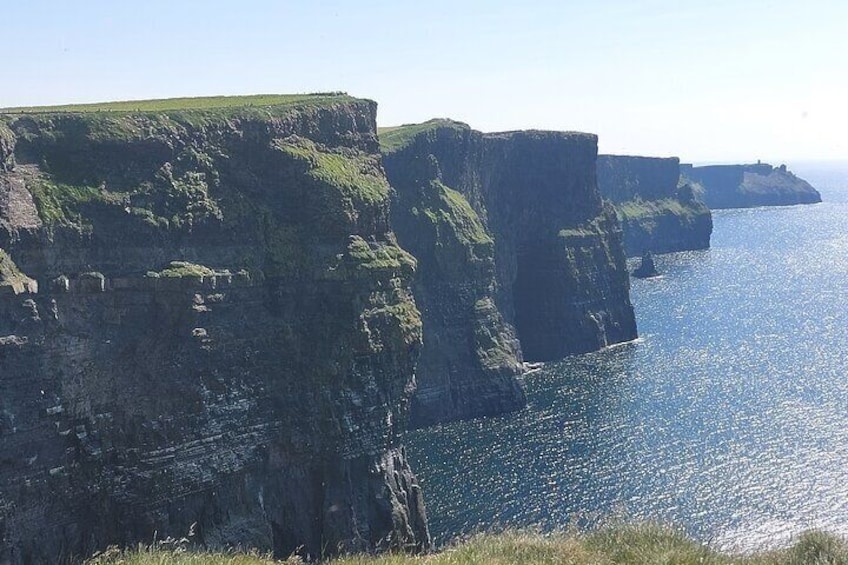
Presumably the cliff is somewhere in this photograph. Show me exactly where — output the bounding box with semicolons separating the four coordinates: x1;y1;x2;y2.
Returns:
0;95;430;562
382;121;637;415
596;155;712;256
680;162;822;209
380;121;525;427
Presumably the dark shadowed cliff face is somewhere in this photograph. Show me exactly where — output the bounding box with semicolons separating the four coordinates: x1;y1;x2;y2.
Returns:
380;122;525;428
0;96;430;563
383;121;636;398
597;155;712;256
681;163;822;209
481;133;637;361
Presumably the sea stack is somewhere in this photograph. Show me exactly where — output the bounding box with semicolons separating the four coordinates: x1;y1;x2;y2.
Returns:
632;250;659;278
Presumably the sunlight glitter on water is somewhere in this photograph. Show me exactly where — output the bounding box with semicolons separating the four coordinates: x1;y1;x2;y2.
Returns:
407;172;848;551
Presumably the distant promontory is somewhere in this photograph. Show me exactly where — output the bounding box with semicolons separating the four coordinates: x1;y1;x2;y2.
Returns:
680;162;822;209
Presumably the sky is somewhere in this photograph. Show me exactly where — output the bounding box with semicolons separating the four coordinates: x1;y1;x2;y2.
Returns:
4;0;847;163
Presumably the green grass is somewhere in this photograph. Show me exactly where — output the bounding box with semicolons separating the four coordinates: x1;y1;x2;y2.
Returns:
346;235;417;274
0;93;356;114
24;178;130;227
616;198;700;222
277;137;390;204
414;181;492;248
378;119;469;154
0;249;32;292
85;526;848;565
150;261;217;278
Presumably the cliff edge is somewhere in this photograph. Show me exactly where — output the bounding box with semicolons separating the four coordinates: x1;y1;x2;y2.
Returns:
680;162;822;209
0;95;430;562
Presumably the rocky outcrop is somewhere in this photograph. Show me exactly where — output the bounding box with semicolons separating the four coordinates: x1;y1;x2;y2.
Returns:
382;121;636;382
381;121;524;427
0;95;430;563
597;155;712;256
680;162;822;209
0;123;15;173
632;251;659;279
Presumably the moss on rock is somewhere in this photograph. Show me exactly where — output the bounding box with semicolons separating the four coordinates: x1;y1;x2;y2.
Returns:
344;235;417;275
276;136;390;205
378;119;470;155
0;121;15;172
0;249;35;294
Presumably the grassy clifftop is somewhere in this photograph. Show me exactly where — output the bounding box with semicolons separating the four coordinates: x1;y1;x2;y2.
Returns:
0;93;358;114
378;119;470;154
88;526;848;564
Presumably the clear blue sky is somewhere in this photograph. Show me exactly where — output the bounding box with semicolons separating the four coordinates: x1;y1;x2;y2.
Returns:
4;0;846;163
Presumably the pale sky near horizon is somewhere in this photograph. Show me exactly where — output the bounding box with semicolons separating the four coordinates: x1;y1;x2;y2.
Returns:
4;0;847;163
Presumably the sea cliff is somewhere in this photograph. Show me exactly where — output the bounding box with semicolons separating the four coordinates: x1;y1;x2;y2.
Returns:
380;121;525;427
0;95;429;562
680;162;822;209
596;155;712;256
381;120;636;425
0;100;643;561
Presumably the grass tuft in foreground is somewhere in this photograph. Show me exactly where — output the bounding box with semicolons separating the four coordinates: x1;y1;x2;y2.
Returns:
86;525;848;565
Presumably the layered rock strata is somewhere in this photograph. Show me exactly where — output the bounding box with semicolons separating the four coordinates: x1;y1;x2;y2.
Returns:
382;121;637;392
0;95;430;563
680;162;822;209
597;155;712;256
381;123;524;427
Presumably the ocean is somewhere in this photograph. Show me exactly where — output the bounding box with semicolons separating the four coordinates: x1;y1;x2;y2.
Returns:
406;162;848;552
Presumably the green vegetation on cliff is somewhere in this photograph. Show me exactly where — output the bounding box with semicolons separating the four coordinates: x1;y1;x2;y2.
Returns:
345;235;417;274
0;249;33;292
87;526;848;565
150;261;217;278
414;181;492;249
0;93;356;114
0;93;430;561
378;119;469;154
380;117;526;427
0;122;14;171
26;179;128;226
616;197;700;222
277;137;390;204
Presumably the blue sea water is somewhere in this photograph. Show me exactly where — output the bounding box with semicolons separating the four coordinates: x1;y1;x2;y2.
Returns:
406;162;848;552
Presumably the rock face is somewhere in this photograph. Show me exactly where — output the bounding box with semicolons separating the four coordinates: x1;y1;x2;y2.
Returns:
0;95;430;563
680;162;822;209
382;121;637;420
0;123;15;173
632;251;659;279
381;122;525;427
483;132;637;361
597;155;712;256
